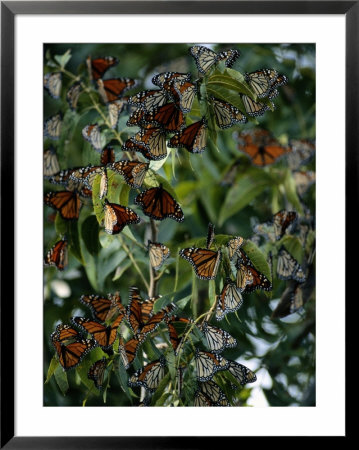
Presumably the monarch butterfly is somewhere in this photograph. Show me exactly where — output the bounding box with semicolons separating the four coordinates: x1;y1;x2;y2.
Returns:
165;79;197;113
44;191;82;220
128;89;169;112
179;247;221;280
289;284;305;313
103;199;140;235
66;82;82;111
277;247;306;283
51;326;95;371
268;73;288;99
194;380;229;407
99;168;108;199
97;78;137;103
216;279;243;321
244;69;278;98
44;72;62;99
240;94;271;117
168;118;207;154
226;236;244;260
88;357;108;390
237;128;289;166
200;321;237;354
44;112;62;140
189;45;240;74
131;102;185;132
118;333;145;369
135;185;184;222
165;315;193;354
287;139;315;170
195;349;229;382
236;260;272;293
107;99;127;129
152;72;191;88
128;356;166;393
148;241;170;271
273;210;297;240
82;123;103;152
100;146;115;166
122;127;167;161
86;56;118;81
68;165;104;190
72;314;125;349
53;323;81;342
211;97;247;129
111;160;149;189
293;171;316;197
44;237;68;271
271;282;305;318
43;146;60;177
226;360;257;386
206;222;216;250
80;293;125;322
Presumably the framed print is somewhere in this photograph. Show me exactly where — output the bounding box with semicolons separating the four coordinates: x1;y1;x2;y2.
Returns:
1;1;352;447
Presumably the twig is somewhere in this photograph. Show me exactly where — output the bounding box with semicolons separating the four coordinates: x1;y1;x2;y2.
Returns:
148;219;158;297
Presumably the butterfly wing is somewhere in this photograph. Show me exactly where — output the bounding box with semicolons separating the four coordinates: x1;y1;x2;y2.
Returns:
87;56;118;81
44;238;68;270
44;191;82;220
103;200;140;234
201;321;237;353
135;186;184;222
211;97;247;129
111;161;149;188
179;247;221;280
88;357;108;390
148;241;170;270
44;147;60;176
168;118;207;154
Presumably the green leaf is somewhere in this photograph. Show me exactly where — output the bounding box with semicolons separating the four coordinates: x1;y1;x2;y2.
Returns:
219;173;274;226
68;220;84;264
281;235;304;265
151;372;171;405
175;294;192;310
81;215;101;256
45;356;59;384
54;213;67;236
54;365;69;395
54;49;72;69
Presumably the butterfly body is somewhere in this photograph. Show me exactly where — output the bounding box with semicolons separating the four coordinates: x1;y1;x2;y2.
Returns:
180;247;221;280
135;185;184;222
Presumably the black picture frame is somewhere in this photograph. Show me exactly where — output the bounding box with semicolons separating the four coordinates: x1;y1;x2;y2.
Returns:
1;1;351;447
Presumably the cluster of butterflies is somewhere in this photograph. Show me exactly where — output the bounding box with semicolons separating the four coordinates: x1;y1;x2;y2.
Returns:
179;223;272;321
50;283;256;406
251;209;315;317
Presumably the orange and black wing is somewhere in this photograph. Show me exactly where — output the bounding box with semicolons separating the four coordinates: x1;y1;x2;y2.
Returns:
103;199;140;234
168;118;207;154
44;191;81;220
111;160;149;188
44;238;68;270
88;357;108;390
128;89;169;112
122;128;167;161
72;316;123;349
87;56;118;81
97;78;136;103
142;103;185;132
135;185;184;222
179;247;221;280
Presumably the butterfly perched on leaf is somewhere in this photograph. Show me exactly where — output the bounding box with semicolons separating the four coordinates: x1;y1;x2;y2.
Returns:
148;241;170;270
71;313;125;349
200;321;237;354
168;117;207;154
43;146;60;177
235;249;272;293
244;69;278;98
180;247;221;280
118;334;145;369
86;56;118;81
44;72;62;99
226;360;257;386
111;160;149;188
51;324;96;371
122;127;167;161
128;102;185;132
237;128;289;166
135;185;184;222
103;199;140;234
240;94;271;117
66;82;82;111
128;356;166;393
216;279;243;320
80;293;125;322
152;72;191;88
97;78;137;103
82;123;103;152
44;112;62;140
44;237;68;271
194;380;229;407
210;97;247;129
189;45;240;74
195;349;229;382
88;357;108;390
44;191;82;220
276;247;306;283
226;236;244;260
163;79;197;113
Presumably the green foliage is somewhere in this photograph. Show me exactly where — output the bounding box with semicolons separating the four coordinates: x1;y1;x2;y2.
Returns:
44;43;315;408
